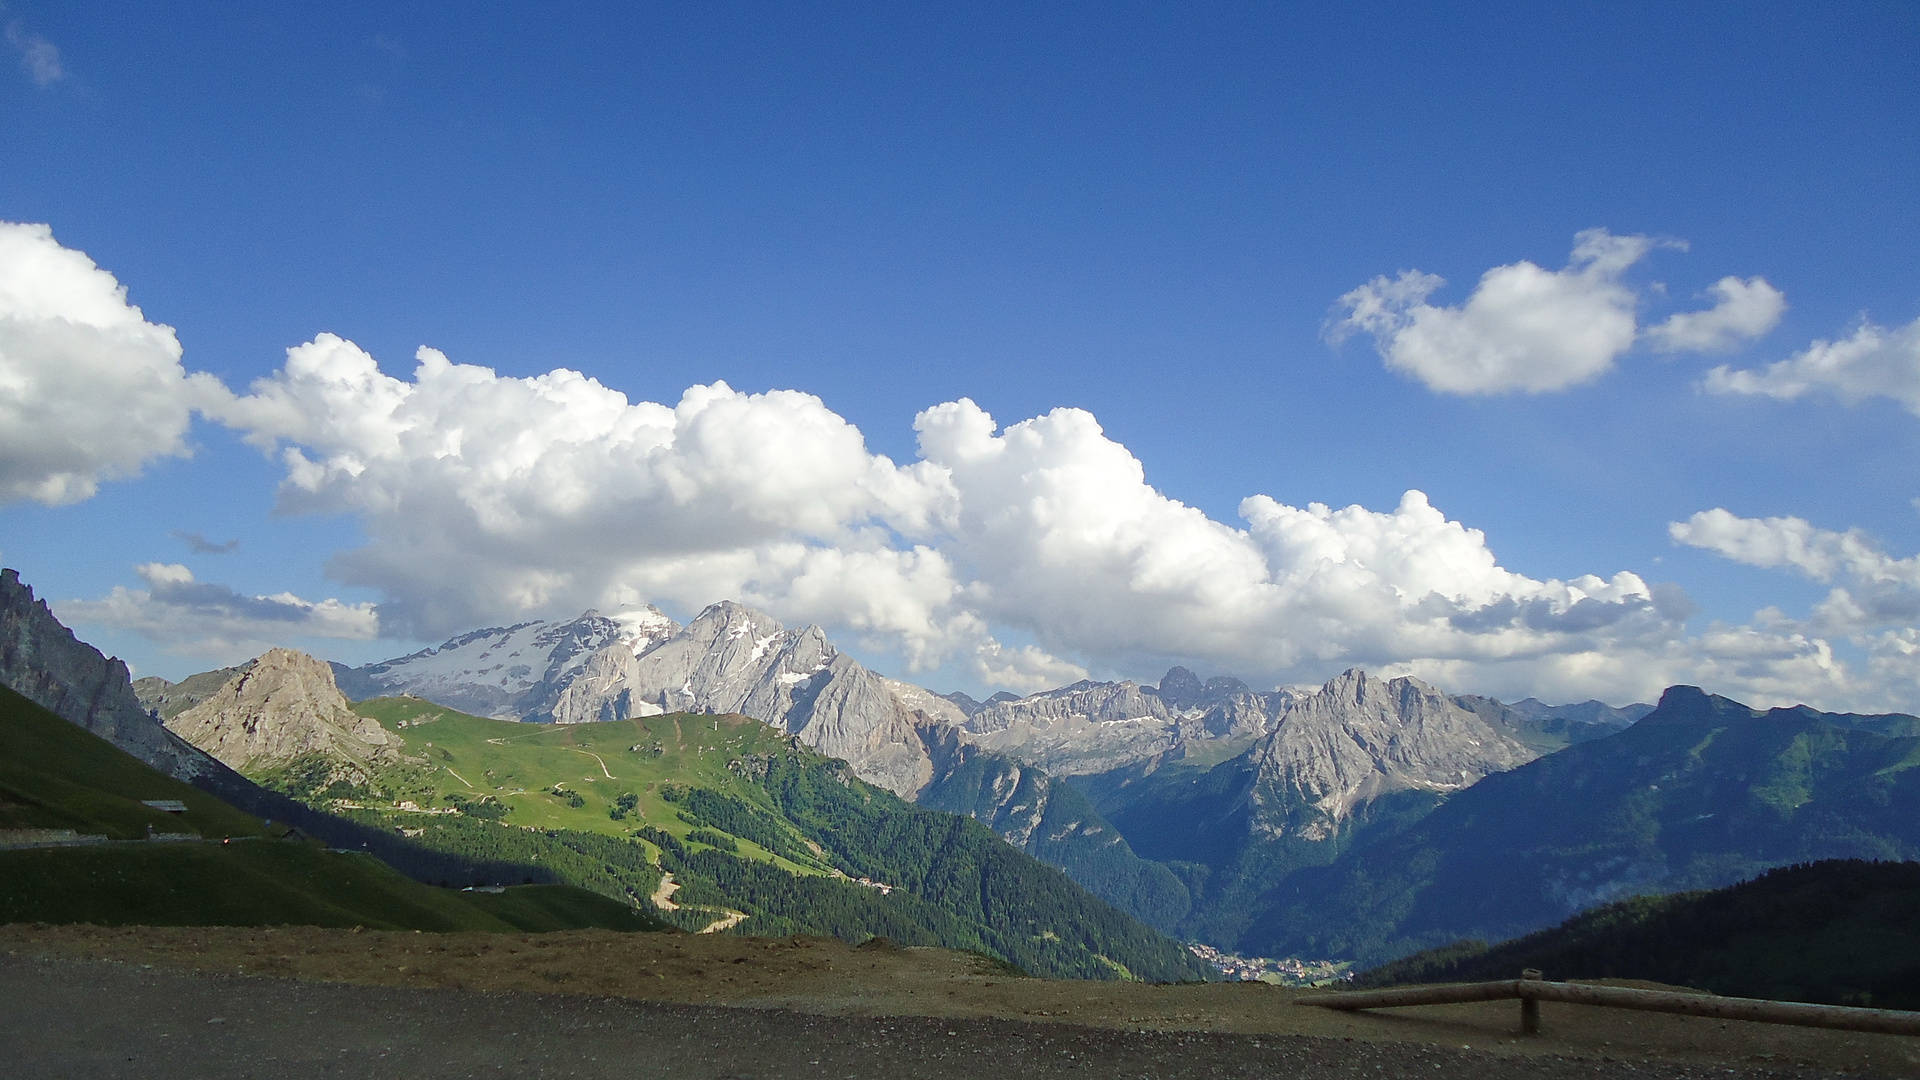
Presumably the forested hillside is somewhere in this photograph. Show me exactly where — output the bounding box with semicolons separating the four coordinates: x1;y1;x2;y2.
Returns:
1356;860;1920;1009
1243;687;1920;964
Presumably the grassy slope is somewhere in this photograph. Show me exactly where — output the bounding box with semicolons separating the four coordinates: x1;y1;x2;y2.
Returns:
0;842;658;932
0;683;668;934
344;699;831;875
1354;860;1920;1009
0;684;268;841
325;699;1212;981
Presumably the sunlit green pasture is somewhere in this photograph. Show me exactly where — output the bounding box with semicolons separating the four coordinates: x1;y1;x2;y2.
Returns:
346;698;835;877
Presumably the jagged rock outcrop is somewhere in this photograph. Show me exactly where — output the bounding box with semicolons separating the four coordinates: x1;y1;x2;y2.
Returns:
962;679;1185;776
345;607;680;720
0;567;217;780
958;669;1292;776
165;648;409;775
133;661;253;721
1243;669;1537;839
606;602;933;798
885;678;969;727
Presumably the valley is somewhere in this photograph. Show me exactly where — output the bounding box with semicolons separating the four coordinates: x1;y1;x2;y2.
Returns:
13;557;1920;1032
120;586;1920;984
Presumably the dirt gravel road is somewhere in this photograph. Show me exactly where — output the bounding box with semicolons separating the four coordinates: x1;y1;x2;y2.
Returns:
0;953;1844;1080
3;925;1916;1078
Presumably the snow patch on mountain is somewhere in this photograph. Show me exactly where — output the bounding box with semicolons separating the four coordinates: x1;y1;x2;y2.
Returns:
347;606;680;721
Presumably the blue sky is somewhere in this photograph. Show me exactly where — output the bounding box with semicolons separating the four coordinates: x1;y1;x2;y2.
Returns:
2;2;1918;710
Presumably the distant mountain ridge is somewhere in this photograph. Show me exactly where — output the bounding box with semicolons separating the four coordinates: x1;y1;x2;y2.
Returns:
1243;685;1920;965
335;607;679;722
320;601;1656;935
333;605;1650;807
336;601;933;797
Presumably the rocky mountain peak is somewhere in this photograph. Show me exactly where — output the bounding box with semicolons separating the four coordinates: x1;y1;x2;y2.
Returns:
134;661;254;721
165;647;407;776
594;602;930;795
344;596;932;797
1156;666;1205;709
938;690;985;717
1202;675;1251;698
0;567;216;780
340;605;682;720
1246;668;1537;838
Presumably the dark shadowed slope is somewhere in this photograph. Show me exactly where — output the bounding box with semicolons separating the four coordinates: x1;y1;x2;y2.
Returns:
1356;859;1920;1009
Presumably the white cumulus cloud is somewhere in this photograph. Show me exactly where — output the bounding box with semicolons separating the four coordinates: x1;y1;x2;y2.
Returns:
1331;229;1654;394
0;222;224;505
1333;230;1783;395
1672;509;1920;643
184;332;1920;708
1646;276;1785;353
1670;508;1920;587
915;399;1678;689
55;563;380;664
204;334;962;654
1670;507;1920;712
13;221;1910;710
1705;315;1920;415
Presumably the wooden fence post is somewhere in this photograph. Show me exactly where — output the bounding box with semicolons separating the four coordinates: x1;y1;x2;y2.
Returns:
1298;976;1920;1037
1520;969;1542;1034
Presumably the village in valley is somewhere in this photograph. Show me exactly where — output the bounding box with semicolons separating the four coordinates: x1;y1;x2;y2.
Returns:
1184;943;1351;987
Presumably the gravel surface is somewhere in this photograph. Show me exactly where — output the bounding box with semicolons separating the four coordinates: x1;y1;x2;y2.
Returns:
0;953;1874;1080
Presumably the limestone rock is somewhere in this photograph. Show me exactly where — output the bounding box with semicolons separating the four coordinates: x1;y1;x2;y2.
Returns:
166;648;406;774
0;567;217;781
133;661;253;721
345;600;937;798
957;671;1292;776
613;602;933;798
1244;669;1538;839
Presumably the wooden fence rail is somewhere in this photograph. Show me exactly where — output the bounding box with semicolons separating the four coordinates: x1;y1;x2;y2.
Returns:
1294;971;1920;1037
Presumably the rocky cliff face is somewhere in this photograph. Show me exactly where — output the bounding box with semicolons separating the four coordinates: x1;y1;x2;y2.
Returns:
133;662;253;721
573;602;933;798
0;567;217;781
165;648;409;775
957;668;1293;776
1243;669;1538;840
